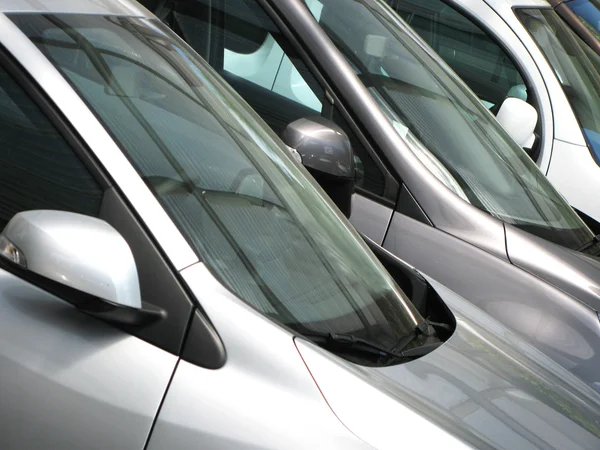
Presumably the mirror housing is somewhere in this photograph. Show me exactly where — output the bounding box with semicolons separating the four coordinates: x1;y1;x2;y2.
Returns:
496;97;538;150
0;210;164;325
282;117;355;217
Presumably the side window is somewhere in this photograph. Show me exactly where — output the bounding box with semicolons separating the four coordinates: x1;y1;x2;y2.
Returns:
0;64;103;229
162;0;324;134
156;0;390;198
391;0;528;110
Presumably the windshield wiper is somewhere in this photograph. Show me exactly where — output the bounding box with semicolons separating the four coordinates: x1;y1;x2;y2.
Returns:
301;321;445;361
300;331;408;359
577;233;600;254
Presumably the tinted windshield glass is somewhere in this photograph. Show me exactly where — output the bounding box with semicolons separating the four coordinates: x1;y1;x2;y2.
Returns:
518;8;600;165
12;13;421;358
306;0;592;249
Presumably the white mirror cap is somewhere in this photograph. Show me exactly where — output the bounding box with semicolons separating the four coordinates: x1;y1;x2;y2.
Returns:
0;210;141;309
496;97;538;149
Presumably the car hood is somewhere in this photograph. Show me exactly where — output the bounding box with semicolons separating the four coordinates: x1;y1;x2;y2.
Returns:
295;280;600;449
504;224;600;312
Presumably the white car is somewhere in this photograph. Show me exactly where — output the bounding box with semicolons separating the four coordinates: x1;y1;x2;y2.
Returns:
392;0;600;232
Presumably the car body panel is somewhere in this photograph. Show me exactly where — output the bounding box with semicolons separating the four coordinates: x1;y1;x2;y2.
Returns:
297;279;600;450
384;211;600;386
0;267;177;449
147;262;373;450
504;223;600;310
350;193;394;244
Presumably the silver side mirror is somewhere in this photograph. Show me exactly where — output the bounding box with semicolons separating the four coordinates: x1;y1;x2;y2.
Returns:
496;97;538;150
0;210;164;325
282;117;355;217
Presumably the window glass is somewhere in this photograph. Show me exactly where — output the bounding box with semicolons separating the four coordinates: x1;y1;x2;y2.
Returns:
153;0;389;198
13;14;425;363
0;64;103;229
518;8;600;164
161;0;323;133
307;0;593;251
390;0;527;110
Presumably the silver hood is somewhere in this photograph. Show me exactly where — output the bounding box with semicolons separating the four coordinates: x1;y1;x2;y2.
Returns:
295;280;600;449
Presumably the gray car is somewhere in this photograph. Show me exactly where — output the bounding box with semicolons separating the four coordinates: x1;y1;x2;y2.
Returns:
144;0;600;391
4;0;600;448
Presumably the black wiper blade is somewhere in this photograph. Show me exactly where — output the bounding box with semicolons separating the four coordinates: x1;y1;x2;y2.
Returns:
578;234;600;254
301;331;406;359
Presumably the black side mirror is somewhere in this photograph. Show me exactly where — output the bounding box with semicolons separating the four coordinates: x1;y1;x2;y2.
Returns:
282;117;355;217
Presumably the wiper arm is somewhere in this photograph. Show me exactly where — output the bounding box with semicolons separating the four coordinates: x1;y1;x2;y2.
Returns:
577;234;600;253
300;331;407;359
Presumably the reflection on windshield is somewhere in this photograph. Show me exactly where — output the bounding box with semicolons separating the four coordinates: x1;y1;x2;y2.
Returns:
308;0;592;250
567;0;600;41
517;8;600;165
12;13;422;360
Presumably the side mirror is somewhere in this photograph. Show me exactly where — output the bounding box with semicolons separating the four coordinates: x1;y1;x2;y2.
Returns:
281;117;355;217
0;210;165;325
496;97;538;151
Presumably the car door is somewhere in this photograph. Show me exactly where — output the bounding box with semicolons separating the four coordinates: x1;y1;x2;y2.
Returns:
0;46;180;449
152;0;401;244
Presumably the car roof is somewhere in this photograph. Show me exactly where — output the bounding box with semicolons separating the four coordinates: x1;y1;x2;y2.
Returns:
0;0;153;16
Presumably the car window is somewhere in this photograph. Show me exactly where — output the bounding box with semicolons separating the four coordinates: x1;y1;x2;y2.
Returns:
518;8;600;164
307;0;593;251
0;63;103;229
153;0;389;198
390;0;528;110
13;13;424;363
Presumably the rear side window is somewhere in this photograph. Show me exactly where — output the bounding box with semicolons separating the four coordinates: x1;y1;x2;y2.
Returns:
0;63;103;229
390;0;527;109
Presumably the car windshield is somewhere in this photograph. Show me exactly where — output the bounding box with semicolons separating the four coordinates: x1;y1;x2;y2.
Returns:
306;0;593;250
11;13;422;359
517;8;600;165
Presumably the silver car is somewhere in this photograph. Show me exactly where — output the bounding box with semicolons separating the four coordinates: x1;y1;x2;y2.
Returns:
2;1;600;448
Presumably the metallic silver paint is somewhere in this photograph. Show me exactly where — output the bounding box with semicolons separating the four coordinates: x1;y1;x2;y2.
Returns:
0;15;198;272
1;210;142;309
281;116;355;178
297;280;600;449
349;194;394;244
147;263;373;450
505;224;600;311
0;267;177;449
